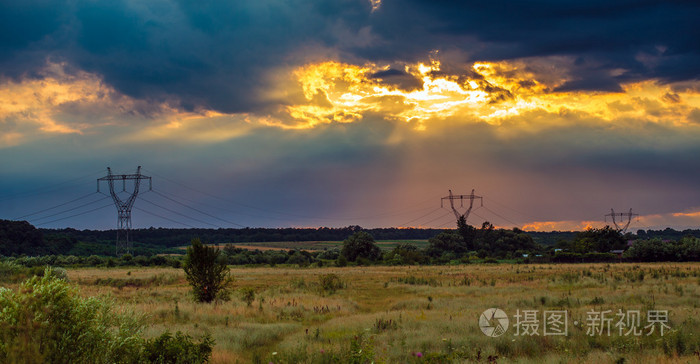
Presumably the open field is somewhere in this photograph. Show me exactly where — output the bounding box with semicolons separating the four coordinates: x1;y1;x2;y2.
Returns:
61;263;700;363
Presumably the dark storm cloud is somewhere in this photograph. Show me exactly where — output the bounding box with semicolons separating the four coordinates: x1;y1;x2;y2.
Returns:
366;1;700;89
369;68;423;91
0;0;373;113
1;0;698;114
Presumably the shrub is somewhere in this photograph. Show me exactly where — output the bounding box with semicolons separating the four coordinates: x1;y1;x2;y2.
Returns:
287;251;310;266
240;287;255;306
183;238;232;303
0;260;24;281
0;268;144;363
142;331;214;364
319;273;345;294
86;255;104;266
336;255;348;267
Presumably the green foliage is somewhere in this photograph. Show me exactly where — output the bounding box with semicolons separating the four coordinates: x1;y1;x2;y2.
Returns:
568;227;626;253
625;237;700;262
0;268;144;364
336;255;348;267
318;273;345;294
456;216;477;251
287;251;311;266
347;333;375;364
385;243;427;265
183;238;231;303
240;287;256;306
0;219;53;256
341;231;381;262
426;231;466;257
142;331;214;364
0;260;25;282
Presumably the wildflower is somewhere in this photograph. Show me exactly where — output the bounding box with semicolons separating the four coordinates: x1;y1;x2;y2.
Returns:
414;351;423;357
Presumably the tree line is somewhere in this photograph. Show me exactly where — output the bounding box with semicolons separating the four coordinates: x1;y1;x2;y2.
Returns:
3;219;700;262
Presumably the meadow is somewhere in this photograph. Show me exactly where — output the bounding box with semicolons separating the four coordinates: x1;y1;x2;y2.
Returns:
60;263;700;363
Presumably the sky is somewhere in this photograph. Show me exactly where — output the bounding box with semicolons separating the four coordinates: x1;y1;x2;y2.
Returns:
1;0;700;231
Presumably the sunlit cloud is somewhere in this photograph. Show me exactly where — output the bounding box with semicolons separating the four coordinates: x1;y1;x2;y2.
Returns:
0;62;175;146
121;112;256;144
278;56;700;132
4;57;700;148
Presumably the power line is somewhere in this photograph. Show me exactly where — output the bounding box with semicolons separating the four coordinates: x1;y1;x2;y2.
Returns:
144;168;442;222
470;210;488;224
139;196;221;228
151;190;245;227
34;202;113;227
0;170;104;202
438;217;457;228
482;196;537;222
13;192;99;220
133;206;196;228
481;206;520;227
420;210;452;227
28;196;112;223
143;168;305;218
146;189;288;223
397;207;444;227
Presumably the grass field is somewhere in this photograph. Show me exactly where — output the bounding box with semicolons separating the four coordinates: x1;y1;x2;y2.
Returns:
62;263;700;363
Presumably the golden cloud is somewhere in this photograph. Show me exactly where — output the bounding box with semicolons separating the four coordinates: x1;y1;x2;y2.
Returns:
3;57;700;147
278;57;700;131
0;62;170;146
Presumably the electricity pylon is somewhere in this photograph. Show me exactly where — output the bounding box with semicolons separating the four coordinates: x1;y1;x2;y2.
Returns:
441;189;483;225
98;166;151;255
604;208;638;233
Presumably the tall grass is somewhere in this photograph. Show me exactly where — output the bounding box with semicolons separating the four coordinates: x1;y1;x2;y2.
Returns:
43;263;700;363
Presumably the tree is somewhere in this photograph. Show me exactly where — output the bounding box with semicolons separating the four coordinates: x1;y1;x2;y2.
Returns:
426;231;466;257
341;231;381;262
572;227;626;253
0;219;45;256
456;216;477;251
183;238;231;303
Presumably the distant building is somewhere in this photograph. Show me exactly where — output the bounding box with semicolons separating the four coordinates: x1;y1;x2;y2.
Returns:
610;249;625;258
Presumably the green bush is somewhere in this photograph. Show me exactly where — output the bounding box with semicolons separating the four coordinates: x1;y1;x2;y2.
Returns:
142;331;214;364
240;287;255;306
336;255;348;267
319;273;345;294
0;268;144;364
0;268;215;364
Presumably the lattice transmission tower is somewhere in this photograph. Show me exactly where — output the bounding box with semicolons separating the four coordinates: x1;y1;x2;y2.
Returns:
97;166;151;255
604;208;639;233
441;189;483;225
